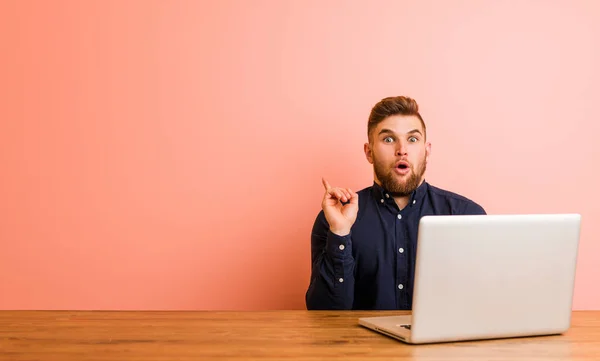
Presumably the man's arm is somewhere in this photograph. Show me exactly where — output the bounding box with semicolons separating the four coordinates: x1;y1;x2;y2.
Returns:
463;201;486;215
305;211;355;310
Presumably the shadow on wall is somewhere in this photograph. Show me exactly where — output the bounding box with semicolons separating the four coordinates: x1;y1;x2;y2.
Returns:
193;148;356;310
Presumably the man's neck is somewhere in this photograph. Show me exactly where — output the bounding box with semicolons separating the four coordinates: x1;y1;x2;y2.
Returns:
393;196;410;210
373;178;425;211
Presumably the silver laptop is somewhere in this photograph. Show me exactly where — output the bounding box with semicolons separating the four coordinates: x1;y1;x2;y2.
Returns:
359;213;581;344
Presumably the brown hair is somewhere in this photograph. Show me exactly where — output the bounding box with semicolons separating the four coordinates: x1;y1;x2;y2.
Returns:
367;96;426;142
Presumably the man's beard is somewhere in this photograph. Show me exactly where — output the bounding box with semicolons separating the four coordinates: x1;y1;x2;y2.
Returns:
374;155;427;197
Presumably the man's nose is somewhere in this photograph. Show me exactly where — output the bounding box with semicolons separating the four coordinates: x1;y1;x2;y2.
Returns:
396;141;407;156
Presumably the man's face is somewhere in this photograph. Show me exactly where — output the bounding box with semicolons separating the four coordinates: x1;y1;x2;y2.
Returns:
364;115;431;196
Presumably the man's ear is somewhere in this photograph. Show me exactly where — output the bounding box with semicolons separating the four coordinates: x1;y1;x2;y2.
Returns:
425;141;432;162
364;142;374;164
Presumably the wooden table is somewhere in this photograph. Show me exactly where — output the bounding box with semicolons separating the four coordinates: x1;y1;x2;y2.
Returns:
1;310;599;360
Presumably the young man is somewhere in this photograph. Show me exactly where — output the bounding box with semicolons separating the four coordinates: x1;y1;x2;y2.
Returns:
305;96;486;310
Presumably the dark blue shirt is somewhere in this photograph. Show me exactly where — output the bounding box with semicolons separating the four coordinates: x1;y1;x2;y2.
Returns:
305;180;486;310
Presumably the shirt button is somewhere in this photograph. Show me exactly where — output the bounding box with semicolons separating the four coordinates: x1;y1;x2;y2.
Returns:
339;244;345;250
399;248;404;253
339;278;344;283
398;284;404;290
413;200;416;205
385;194;390;198
380;199;384;203
397;214;402;220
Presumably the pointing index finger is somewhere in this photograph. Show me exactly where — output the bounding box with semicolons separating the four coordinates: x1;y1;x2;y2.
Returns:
322;177;332;191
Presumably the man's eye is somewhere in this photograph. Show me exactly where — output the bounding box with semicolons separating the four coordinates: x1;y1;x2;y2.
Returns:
408;136;418;142
384;137;394;143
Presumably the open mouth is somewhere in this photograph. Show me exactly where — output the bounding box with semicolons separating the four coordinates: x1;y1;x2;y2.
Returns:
396;162;410;170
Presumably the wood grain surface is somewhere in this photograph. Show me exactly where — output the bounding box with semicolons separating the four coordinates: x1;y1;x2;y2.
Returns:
1;310;599;360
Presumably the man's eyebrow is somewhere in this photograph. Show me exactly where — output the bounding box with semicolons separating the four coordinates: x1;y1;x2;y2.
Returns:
407;129;423;136
378;128;423;136
378;128;395;136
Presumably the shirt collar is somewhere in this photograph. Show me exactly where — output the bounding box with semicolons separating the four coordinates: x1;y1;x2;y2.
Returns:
371;180;428;208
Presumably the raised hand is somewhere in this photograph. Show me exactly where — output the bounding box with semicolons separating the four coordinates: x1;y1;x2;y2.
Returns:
321;178;359;236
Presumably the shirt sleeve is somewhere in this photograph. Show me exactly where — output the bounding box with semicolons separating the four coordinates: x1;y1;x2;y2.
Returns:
462;201;487;215
305;210;355;310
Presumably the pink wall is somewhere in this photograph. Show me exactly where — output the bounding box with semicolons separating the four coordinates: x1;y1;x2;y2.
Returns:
1;0;598;310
